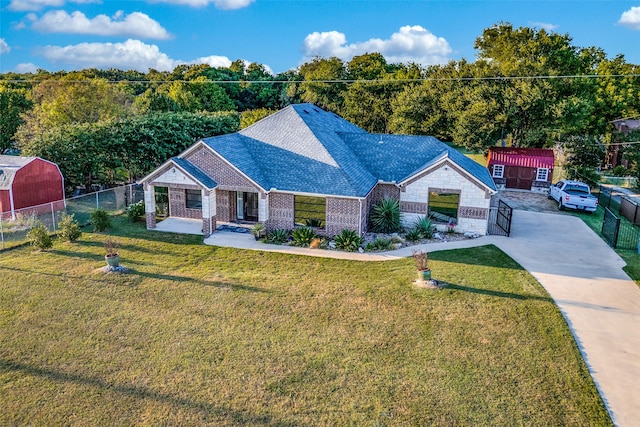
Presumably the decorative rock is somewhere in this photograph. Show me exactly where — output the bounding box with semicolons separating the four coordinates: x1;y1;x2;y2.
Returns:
434;232;443;240
392;243;403;249
358;247;364;253
464;231;480;238
328;241;336;249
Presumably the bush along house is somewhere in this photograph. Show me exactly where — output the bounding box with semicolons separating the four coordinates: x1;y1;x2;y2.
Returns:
486;147;555;194
140;104;498;236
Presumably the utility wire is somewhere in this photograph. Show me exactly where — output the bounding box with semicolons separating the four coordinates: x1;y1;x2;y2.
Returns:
2;74;640;85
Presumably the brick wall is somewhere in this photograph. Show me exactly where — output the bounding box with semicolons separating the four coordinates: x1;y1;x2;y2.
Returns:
267;193;294;231
325;197;361;236
216;190;231;222
186;146;260;193
168;186;202;220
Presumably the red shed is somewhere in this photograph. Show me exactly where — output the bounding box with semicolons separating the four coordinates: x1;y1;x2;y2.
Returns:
0;156;65;219
487;147;555;193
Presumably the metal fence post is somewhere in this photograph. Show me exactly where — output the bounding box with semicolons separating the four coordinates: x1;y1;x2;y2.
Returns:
51;202;56;234
0;216;4;250
96;192;99;210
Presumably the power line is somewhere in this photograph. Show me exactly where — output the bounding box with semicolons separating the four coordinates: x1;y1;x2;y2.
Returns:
2;73;640;85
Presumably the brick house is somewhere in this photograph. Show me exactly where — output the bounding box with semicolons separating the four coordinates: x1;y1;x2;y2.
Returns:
140;104;497;236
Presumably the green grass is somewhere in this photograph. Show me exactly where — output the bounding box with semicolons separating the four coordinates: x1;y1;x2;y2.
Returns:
0;216;611;425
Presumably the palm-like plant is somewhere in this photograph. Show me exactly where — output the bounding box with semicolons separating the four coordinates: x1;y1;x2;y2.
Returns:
369;198;402;233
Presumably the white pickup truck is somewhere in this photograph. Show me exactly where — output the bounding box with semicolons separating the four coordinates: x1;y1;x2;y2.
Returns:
549;180;599;212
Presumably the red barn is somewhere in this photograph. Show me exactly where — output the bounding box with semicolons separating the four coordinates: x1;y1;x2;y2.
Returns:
0;156;65;219
487;147;555;193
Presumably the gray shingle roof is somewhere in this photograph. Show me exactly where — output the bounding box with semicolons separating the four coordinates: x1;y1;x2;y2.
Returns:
197;103;496;196
172;157;217;189
0;155;36;190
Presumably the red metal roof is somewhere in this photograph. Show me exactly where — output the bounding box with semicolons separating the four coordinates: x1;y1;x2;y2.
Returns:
487;147;555;169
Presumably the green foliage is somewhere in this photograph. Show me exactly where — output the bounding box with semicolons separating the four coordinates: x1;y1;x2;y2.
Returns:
251;223;265;238
365;237;392;252
414;216;433;239
266;229;290;245
26;220;52;250
304;218;324;228
18;111;239;189
240;108;277;129
126;201;145;223
58;213;82;242
0;84;32;152
333;229;362;252
291;227;317;247
369;198;402;233
404;228;423;243
90;209;111;232
611;166;631;177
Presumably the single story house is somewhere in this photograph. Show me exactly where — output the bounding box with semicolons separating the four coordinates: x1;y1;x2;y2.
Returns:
141;104;497;236
0;155;65;220
487;147;555;193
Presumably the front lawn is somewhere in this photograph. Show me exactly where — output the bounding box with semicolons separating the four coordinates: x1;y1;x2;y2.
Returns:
0;217;611;425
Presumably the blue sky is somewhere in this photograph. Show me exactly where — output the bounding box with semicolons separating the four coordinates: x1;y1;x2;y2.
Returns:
1;0;639;74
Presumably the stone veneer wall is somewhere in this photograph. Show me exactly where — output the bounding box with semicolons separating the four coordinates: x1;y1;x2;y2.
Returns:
400;160;493;235
216;190;231;222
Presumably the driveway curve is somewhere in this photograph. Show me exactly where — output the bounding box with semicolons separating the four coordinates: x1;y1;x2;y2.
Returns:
204;210;640;426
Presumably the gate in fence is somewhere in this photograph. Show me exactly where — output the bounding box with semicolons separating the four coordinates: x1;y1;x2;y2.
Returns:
602;208;620;248
488;200;513;237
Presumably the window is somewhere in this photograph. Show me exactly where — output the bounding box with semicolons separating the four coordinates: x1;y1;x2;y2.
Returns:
492;164;504;178
428;192;460;223
185;189;202;209
294;196;326;227
536;168;549;182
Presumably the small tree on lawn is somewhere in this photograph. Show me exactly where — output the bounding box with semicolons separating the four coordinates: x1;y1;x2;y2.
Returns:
27;220;53;250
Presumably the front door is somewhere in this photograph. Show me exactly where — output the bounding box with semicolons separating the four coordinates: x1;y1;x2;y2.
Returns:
236;192;259;222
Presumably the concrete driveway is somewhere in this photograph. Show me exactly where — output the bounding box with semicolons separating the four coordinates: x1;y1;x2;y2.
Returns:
489;210;640;427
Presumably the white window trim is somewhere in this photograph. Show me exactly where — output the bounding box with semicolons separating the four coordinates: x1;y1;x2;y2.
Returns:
536;168;549;181
492;164;504;178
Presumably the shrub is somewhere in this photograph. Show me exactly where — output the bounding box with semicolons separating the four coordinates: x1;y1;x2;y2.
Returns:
266;229;290;245
369;198;402;233
127;200;145;222
404;228;423;242
333;229;362;252
373;237;392;251
27;220;52;250
304;218;324;228
90;208;111;232
611;165;631;177
58;213;82;242
415;216;433;238
292;227;316;247
251;223;265;239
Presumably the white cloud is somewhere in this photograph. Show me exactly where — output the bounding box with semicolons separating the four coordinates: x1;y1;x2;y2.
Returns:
529;21;559;32
30;10;172;39
190;55;232;68
15;63;38;73
40;39;179;71
301;25;452;66
149;0;254;10
8;0;99;11
37;39;260;72
618;6;640;30
0;39;10;54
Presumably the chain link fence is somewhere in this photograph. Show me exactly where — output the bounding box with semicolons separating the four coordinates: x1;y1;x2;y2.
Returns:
0;184;144;250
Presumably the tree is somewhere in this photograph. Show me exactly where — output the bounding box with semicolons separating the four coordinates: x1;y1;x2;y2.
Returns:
240;108;277;129
15;75;133;147
0;84;32;152
292;57;348;113
558;135;606;184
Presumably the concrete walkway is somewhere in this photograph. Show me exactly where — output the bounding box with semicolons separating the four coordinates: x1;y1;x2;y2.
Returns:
204;212;640;426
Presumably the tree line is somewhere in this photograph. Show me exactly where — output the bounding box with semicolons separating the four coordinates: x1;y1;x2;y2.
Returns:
1;23;639;191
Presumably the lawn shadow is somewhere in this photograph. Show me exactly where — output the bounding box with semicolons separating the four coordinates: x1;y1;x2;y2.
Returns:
127;268;271;293
0;358;293;426
430;244;527;270
444;283;553;303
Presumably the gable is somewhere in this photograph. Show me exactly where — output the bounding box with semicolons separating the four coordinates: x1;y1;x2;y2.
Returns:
487;148;554;169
